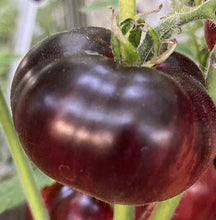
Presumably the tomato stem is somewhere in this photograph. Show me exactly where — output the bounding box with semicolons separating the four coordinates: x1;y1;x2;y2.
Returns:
149;194;183;220
138;0;216;63
114;204;134;220
119;0;136;22
0;88;49;220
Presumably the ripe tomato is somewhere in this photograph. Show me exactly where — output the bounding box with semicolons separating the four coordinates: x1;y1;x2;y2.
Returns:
25;183;113;220
11;27;216;205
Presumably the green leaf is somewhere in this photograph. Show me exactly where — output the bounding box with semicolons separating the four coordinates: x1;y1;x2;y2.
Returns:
0;0;17;33
0;22;10;33
81;0;118;13
147;26;160;57
0;169;54;214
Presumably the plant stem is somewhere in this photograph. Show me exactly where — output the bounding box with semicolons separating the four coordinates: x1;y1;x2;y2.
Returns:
119;0;136;22
149;194;183;220
114;205;134;220
0;89;49;220
113;1;136;218
138;0;216;63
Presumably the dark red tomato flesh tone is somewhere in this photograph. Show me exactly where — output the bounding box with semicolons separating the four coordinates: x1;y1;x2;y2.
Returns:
11;27;216;205
142;162;216;220
171;162;216;220
204;19;216;51
25;183;147;220
11;27;113;99
25;183;113;220
26;162;216;220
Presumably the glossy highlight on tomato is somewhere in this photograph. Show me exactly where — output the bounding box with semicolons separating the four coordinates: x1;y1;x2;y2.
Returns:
11;27;216;205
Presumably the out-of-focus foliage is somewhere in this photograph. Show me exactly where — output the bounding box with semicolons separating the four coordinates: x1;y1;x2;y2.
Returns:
176;21;209;72
0;168;54;214
0;0;68;183
169;0;209;71
0;0;18;84
81;0;118;13
0;0;18;182
0;0;17;35
34;0;66;43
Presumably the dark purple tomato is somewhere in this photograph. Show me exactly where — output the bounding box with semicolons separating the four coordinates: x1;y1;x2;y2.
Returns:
11;27;216;205
171;162;216;220
156;52;205;85
204;20;216;51
142;162;216;220
11;26;113;100
25;183;113;220
25;182;146;220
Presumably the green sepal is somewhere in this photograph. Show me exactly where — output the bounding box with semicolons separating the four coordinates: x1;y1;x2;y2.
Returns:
147;26;160;57
111;12;140;66
120;16;144;48
111;32;121;62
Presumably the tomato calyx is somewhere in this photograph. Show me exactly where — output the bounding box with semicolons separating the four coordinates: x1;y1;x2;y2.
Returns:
111;0;216;66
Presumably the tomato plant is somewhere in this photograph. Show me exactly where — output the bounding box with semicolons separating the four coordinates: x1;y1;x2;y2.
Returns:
10;25;216;205
1;1;216;220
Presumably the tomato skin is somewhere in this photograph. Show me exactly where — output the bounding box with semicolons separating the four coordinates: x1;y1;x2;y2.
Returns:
11;27;113;102
156;52;216;163
25;183;113;220
11;27;216;205
156;52;205;85
142;163;216;220
171;163;216;220
25;163;216;220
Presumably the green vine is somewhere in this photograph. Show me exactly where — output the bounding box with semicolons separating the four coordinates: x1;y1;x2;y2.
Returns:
114;205;134;220
119;0;136;22
0;88;49;220
150;194;183;220
138;0;216;63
